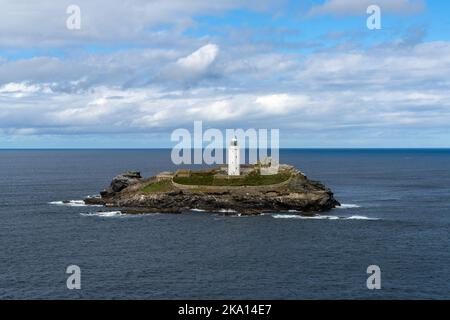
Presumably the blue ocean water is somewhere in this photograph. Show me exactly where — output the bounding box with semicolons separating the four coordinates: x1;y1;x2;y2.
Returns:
0;149;449;299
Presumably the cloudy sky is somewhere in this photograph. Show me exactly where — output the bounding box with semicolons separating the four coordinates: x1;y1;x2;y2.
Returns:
1;0;449;148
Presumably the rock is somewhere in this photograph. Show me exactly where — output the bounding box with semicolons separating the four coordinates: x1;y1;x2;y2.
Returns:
87;165;340;215
101;171;142;198
83;197;105;206
110;171;142;192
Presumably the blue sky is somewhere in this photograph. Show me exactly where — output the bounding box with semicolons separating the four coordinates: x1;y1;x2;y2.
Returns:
0;0;449;148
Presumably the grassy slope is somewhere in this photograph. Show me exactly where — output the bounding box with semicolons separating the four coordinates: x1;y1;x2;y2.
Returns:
173;172;290;186
140;180;174;193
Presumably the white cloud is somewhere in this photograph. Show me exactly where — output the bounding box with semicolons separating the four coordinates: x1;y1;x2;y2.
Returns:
309;0;425;16
177;44;219;73
255;94;309;115
0;82;51;95
0;45;447;134
1;1;450;147
0;0;280;47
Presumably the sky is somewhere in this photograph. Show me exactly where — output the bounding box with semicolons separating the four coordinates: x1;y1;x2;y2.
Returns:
0;0;450;148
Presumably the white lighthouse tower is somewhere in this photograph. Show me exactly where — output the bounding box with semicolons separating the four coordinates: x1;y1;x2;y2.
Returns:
228;136;240;176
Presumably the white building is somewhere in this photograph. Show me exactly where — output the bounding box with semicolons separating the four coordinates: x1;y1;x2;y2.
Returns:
228;136;240;176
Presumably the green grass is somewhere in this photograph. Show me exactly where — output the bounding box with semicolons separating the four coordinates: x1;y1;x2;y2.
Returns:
140;180;173;193
173;172;290;187
173;173;214;186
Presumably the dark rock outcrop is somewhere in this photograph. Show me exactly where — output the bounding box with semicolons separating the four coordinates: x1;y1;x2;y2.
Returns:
100;171;142;198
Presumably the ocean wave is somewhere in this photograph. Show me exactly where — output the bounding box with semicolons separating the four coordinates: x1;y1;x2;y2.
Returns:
272;214;378;220
80;211;124;217
272;214;339;220
80;211;162;218
85;194;101;198
49;200;102;207
218;209;237;213
346;215;379;220
190;208;238;213
335;203;361;209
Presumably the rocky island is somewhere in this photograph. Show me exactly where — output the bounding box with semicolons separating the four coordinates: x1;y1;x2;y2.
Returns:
84;163;340;216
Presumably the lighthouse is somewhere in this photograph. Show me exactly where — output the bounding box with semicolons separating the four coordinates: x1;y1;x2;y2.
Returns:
228;136;240;176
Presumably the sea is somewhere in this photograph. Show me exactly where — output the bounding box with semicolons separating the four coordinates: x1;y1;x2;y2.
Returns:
0;149;449;299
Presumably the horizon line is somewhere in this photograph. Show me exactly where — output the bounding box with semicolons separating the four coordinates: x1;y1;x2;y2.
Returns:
1;147;450;150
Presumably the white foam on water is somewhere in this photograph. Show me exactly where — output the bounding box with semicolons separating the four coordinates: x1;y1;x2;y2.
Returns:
80;211;124;217
49;200;102;207
190;208;238;214
345;215;379;220
223;214;243;218
272;214;378;220
272;214;339;220
218;209;237;213
335;203;361;209
80;211;162;218
230;213;248;217
85;194;101;198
